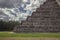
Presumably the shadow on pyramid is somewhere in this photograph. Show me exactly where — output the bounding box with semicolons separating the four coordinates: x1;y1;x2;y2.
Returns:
14;0;60;33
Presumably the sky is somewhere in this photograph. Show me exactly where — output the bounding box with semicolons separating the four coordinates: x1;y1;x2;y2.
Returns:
0;0;46;22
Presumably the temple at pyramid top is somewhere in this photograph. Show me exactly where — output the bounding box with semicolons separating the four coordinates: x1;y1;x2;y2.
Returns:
14;0;60;33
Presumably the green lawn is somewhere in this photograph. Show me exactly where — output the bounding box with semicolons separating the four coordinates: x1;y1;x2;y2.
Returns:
0;32;60;37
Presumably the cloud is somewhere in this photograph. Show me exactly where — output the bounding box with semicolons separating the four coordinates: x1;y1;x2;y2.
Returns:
0;0;46;22
0;0;22;8
0;0;13;8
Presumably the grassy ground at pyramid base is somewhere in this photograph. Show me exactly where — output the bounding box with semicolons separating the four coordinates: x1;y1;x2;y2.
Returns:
0;32;60;37
0;37;60;40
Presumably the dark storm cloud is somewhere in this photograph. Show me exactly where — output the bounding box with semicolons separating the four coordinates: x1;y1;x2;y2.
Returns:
0;0;22;8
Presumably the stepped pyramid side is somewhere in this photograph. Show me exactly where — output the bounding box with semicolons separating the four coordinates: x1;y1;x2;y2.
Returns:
14;0;60;33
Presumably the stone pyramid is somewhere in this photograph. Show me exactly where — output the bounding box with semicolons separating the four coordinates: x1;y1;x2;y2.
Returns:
14;0;60;33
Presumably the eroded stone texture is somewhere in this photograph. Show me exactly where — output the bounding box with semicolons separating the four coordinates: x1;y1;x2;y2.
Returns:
14;0;60;33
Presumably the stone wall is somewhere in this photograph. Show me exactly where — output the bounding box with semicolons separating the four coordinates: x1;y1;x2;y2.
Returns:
13;0;60;33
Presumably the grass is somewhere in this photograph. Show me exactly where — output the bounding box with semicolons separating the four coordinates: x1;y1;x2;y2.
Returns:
0;32;60;40
0;37;60;40
0;32;60;37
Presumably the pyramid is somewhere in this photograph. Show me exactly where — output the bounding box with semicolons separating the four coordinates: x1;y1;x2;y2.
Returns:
14;0;60;33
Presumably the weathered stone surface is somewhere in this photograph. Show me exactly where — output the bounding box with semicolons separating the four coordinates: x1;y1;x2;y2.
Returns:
14;0;60;33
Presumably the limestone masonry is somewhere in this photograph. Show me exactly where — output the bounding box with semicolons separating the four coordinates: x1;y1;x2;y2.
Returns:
14;0;60;33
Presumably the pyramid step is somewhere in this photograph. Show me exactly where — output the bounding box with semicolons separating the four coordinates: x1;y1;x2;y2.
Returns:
14;0;60;33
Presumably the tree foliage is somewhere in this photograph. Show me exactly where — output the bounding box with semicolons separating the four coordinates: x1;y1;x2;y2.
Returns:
0;20;20;31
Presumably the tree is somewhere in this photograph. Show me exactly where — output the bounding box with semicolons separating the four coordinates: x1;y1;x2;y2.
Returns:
0;20;20;31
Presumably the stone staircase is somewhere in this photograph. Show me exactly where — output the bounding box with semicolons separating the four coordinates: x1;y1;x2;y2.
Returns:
14;0;60;33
